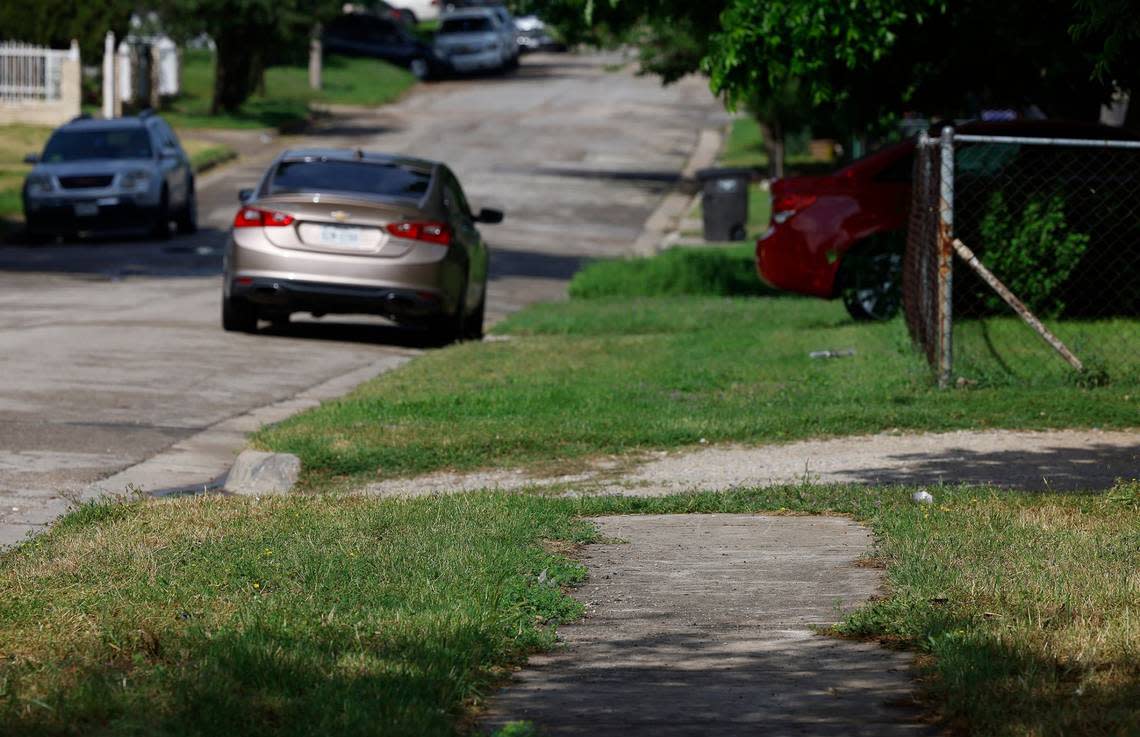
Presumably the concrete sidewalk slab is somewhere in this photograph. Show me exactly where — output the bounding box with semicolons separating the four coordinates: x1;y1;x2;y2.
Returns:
481;514;932;736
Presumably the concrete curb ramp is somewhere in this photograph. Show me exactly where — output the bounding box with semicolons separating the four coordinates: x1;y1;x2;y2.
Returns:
482;514;934;736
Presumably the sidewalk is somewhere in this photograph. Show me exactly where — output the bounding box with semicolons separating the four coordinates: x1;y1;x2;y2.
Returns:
482;514;934;736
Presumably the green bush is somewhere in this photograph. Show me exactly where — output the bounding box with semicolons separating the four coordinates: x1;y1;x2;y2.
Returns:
976;192;1089;316
568;244;777;299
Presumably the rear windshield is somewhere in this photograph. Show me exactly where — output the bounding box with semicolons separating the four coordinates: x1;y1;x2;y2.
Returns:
268;160;432;198
439;17;493;33
42;128;152;162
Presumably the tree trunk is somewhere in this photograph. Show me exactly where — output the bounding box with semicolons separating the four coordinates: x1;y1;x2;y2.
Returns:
211;34;258;114
759;121;785;179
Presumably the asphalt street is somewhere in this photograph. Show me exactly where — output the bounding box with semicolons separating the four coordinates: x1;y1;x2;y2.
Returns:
0;53;723;546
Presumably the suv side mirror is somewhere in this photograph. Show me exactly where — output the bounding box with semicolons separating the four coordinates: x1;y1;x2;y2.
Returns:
238;188;254;202
160;145;180;159
23;153;39;164
475;208;503;224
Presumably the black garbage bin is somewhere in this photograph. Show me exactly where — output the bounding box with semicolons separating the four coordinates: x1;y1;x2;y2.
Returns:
696;167;753;241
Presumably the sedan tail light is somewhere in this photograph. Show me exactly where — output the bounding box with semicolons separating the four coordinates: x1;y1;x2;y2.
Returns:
233;207;295;228
386;221;452;246
771;193;818;224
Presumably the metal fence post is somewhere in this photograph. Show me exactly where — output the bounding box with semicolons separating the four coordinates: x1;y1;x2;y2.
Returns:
937;126;955;387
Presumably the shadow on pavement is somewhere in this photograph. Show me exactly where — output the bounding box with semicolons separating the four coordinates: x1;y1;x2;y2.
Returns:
0;228;226;278
845;441;1140;491
484;629;933;736
257;318;440;350
489;247;585;281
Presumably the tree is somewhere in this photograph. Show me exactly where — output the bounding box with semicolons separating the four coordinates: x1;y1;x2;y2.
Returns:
532;0;1119;169
0;0;134;61
156;0;339;114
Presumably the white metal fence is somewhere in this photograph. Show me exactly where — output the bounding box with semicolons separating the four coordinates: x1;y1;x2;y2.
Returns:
0;41;72;103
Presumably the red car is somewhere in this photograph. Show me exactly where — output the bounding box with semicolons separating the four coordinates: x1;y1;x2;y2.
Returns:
755;120;1139;320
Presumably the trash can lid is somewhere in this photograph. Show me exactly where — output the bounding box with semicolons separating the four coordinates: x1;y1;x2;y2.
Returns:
695;167;758;181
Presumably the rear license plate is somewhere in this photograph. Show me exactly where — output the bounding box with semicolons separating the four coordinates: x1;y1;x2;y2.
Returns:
318;225;364;248
74;202;98;217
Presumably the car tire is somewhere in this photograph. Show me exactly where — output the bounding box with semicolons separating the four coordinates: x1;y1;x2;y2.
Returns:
430;284;468;345
151;187;171;240
410;58;430;80
176;180;198;235
222;296;258;333
463;292;485;340
840;237;904;322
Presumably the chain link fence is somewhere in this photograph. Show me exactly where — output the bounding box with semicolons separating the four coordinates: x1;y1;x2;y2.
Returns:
904;128;1140;387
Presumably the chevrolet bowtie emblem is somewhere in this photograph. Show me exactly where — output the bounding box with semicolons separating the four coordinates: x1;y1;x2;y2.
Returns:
331;210;350;222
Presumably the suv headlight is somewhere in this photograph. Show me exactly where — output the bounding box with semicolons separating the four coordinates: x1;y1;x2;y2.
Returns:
25;174;54;195
120;170;152;191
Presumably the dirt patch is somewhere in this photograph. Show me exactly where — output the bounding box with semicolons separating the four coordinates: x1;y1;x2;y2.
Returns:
362;428;1139;498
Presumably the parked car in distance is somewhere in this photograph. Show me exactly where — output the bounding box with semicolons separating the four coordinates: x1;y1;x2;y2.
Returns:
755;119;1140;321
486;5;521;61
322;12;448;79
434;7;514;74
514;15;566;52
223;148;502;342
22;111;196;241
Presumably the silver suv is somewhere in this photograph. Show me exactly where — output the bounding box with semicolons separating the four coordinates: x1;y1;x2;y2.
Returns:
22;112;197;240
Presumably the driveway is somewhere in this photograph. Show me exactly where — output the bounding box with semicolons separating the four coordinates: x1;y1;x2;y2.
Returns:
0;54;723;547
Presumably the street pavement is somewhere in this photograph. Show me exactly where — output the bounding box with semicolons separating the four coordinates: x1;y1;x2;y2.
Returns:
0;53;724;547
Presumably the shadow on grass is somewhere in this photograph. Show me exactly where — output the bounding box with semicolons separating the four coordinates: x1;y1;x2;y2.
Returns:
3;624;499;737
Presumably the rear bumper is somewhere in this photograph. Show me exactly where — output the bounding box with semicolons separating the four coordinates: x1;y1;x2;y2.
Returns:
755;221;842;299
230;277;447;321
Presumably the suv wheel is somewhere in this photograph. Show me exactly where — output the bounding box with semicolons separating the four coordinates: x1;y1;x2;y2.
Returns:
222;296;258;333
151;187;171;240
840;237;903;321
410;58;430;80
176;180;198;234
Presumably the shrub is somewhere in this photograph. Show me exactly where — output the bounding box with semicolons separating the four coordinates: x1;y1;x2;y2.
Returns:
976;192;1089;316
568;244;777;299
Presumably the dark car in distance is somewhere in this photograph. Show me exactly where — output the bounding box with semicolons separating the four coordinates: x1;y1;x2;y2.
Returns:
322;13;449;79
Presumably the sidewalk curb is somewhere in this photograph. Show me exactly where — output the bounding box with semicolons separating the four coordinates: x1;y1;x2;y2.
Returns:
630;126;724;255
79;354;412;503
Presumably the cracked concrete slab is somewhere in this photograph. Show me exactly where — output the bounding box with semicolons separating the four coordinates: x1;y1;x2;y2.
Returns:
481;514;933;736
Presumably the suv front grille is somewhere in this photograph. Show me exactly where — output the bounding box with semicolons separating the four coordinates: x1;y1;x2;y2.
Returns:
59;175;114;189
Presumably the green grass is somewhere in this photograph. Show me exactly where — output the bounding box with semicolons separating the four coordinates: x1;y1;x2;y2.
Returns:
256;296;1138;486
719;115;768;169
163;50;415;131
2;481;1137;735
0;125;51;220
182;139;238;172
568;243;773;299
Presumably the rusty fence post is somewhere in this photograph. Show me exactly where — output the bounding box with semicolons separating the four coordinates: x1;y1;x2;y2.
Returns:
937;126;955;387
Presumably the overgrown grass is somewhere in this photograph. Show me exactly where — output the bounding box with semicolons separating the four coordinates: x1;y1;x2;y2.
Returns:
0;125;50;220
0;492;593;736
3;481;1137;735
164;50;415;131
182;138;238;172
257;297;1137;486
568;243;773;298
